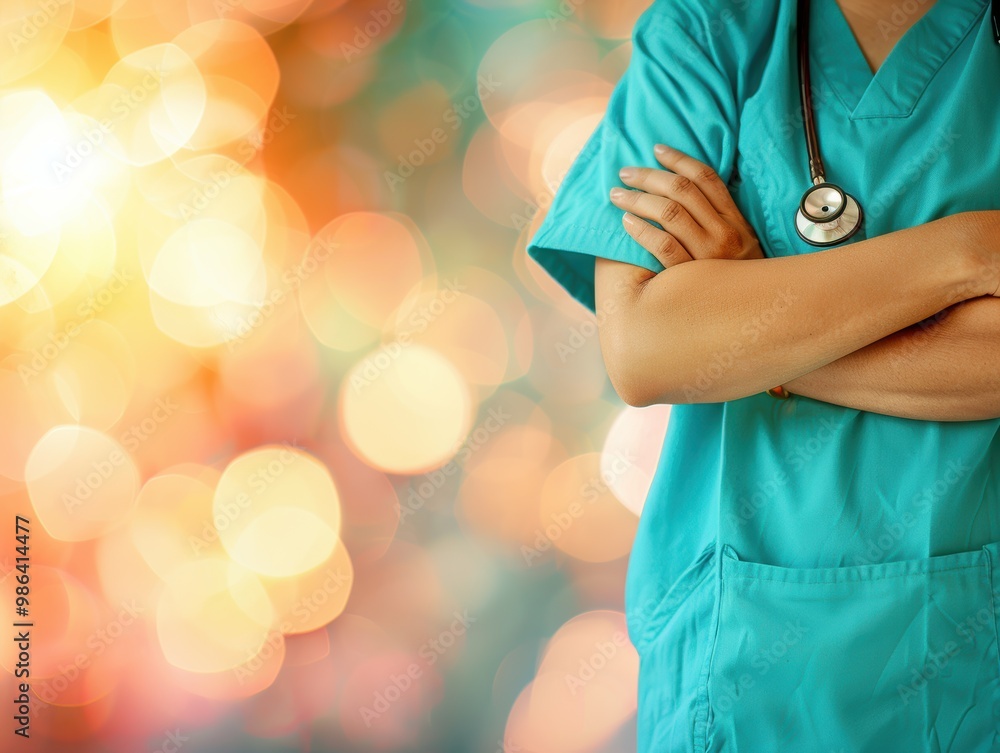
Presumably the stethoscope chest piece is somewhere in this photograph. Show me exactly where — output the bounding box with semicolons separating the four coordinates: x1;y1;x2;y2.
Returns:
794;181;864;246
795;0;866;248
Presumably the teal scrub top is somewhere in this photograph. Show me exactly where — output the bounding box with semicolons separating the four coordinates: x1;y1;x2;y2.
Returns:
527;0;1000;750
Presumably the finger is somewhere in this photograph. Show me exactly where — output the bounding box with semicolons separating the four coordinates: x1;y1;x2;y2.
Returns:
621;213;693;269
619;166;720;232
652;144;744;223
609;187;704;251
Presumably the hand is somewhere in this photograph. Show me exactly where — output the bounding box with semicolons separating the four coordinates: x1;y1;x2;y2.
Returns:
609;144;764;269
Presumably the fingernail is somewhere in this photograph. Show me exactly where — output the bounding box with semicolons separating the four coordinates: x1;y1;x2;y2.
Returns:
610;187;628;200
619;167;635;181
654;144;672;155
623;213;637;228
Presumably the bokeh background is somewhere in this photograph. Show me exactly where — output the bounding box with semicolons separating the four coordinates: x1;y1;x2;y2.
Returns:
0;0;671;750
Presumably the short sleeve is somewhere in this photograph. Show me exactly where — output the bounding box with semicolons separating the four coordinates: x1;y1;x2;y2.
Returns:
526;5;740;313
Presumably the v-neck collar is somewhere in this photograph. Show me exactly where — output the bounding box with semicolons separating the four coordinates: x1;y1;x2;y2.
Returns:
810;0;989;120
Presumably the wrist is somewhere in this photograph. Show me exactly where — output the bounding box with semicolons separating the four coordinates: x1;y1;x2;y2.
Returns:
946;212;1000;299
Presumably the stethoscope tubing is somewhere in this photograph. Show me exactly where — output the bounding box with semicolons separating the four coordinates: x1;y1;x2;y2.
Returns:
795;0;865;246
794;0;997;246
796;0;825;185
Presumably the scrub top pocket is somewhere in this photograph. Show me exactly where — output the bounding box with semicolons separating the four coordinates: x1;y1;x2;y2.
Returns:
702;544;1000;753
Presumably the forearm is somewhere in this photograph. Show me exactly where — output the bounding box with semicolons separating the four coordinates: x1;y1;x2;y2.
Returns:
599;215;988;406
784;296;1000;422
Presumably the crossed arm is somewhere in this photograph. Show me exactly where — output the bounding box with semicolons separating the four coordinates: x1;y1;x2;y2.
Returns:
784;296;1000;422
594;145;1000;422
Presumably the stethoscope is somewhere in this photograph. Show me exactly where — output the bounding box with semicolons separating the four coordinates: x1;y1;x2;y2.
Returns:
793;0;1000;247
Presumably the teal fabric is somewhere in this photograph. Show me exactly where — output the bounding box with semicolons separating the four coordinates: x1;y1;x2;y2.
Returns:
526;0;1000;750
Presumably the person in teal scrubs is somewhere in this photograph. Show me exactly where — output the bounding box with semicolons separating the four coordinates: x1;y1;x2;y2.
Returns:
527;0;1000;750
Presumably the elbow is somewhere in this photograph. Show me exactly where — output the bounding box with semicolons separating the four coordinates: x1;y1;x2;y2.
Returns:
609;372;660;408
602;335;738;407
608;363;699;407
602;349;654;408
600;322;658;406
594;260;697;406
595;281;741;405
602;336;687;408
